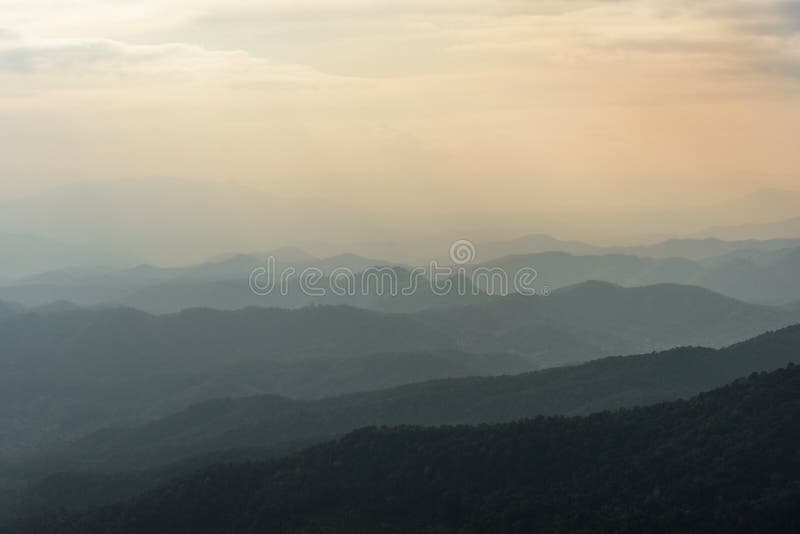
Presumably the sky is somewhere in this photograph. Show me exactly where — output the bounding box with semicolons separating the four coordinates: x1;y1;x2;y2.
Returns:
0;0;798;213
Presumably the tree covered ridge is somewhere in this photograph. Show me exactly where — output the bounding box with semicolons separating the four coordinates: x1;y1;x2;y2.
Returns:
53;322;800;473
8;364;800;534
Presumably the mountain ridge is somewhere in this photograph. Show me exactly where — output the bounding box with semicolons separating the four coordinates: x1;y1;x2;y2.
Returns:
42;323;800;473
8;361;800;533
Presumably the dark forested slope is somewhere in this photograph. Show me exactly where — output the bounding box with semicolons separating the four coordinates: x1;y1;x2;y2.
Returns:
52;323;800;472
9;364;800;533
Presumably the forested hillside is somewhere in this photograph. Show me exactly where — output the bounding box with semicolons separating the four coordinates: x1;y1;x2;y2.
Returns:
8;364;800;533
46;324;800;472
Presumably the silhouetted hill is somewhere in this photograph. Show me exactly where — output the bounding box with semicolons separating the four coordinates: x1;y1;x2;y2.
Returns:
0;306;452;452
47;324;800;473
614;236;800;259
475;234;600;260
117;266;481;314
700;215;800;240
7;238;800;309
693;246;800;304
29;301;83;315
0;300;22;320
0;234;126;279
9;363;800;533
0;178;381;267
419;281;799;362
476;234;800;261
0;252;399;309
1;283;797;454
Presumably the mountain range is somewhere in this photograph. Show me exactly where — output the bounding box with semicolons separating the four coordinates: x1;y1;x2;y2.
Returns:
1;282;797;455
37;322;800;474
474;234;800;262
6;340;800;532
2;179;800;274
0;233;126;280
699;215;800;240
478;247;800;304
5;231;800;312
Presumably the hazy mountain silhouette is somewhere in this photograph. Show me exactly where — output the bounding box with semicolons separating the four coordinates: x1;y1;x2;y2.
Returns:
474;234;600;261
30;323;800;474
475;234;800;262
119;266;485;314
699;215;800;240
0;178;386;267
206;247;317;264
7;240;800;310
693;246;800;304
0;233;125;279
7;327;800;510
0;300;22;320
0;306;451;453
3;179;800;272
608;236;800;259
422;281;799;360
0;252;401;309
479;247;800;304
1;283;796;454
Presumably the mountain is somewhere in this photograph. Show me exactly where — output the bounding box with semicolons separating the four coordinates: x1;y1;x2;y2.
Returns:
117;266;484;315
9;362;800;533
0;281;131;308
180;350;535;401
477;247;800;304
699;215;800;240
705;188;800;225
693;246;800;304
0;300;22;320
7;234;800;310
477;252;700;292
0;233;125;279
0;306;452;453
207;247;317;264
0;178;387;267
421;281;799;360
474;234;800;262
474;234;600;261
610;236;800;259
0;252;404;310
42;323;800;473
1;282;797;454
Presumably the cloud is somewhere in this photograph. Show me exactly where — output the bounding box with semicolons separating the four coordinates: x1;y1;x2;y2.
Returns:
698;0;800;33
0;28;19;41
0;37;355;89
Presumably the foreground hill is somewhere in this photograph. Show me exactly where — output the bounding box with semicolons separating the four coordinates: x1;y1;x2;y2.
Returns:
47;324;800;473
4;324;800;521
9;364;800;533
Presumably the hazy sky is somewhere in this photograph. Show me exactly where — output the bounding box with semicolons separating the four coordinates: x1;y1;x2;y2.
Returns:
0;0;798;211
